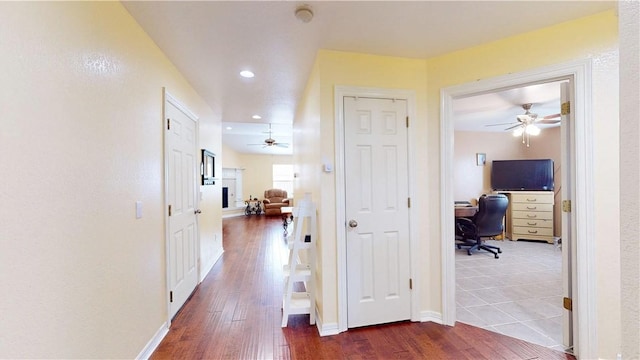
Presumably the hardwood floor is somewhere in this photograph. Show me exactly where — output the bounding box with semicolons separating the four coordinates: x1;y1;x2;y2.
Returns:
151;215;575;359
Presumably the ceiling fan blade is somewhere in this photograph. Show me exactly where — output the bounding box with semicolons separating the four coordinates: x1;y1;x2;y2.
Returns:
504;124;522;131
541;113;561;120
274;143;289;148
536;119;561;124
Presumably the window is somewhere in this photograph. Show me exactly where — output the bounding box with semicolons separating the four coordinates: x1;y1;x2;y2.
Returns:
273;164;294;197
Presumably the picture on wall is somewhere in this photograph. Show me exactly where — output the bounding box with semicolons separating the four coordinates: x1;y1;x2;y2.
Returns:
201;149;216;185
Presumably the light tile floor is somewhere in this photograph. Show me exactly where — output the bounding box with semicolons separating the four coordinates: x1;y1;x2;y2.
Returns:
456;238;568;352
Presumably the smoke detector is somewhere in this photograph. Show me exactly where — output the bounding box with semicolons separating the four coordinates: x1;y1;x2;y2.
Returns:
295;5;314;23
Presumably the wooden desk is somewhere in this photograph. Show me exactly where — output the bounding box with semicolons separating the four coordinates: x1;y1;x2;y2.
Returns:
454;206;478;218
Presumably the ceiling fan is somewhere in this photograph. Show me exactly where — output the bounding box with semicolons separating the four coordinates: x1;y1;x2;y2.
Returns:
487;103;561;147
248;124;289;148
503;103;561;131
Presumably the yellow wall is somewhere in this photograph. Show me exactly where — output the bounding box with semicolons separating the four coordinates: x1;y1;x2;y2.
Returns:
295;50;429;327
237;153;293;201
0;1;626;358
222;143;293;201
222;143;243;169
428;10;619;359
296;10;619;358
0;2;222;358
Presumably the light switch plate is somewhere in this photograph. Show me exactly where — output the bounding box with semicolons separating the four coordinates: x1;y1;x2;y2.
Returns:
136;201;142;219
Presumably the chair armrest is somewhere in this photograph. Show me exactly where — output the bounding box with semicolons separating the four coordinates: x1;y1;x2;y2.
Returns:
455;218;477;238
263;199;271;204
283;198;290;204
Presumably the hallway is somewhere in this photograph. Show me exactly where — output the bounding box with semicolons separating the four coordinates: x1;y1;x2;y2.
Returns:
150;216;574;359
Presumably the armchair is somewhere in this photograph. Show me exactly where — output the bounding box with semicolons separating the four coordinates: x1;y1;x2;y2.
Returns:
455;194;508;259
262;189;291;216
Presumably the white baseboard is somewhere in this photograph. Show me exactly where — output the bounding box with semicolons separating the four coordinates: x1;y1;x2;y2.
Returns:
136;322;169;360
200;247;224;282
313;311;444;338
222;208;245;218
419;310;443;324
316;309;340;336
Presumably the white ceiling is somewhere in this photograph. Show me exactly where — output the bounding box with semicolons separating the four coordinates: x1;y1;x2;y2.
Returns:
123;1;613;155
454;80;565;132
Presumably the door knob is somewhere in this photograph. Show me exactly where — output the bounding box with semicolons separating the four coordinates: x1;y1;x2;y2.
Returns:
348;220;358;228
195;209;202;214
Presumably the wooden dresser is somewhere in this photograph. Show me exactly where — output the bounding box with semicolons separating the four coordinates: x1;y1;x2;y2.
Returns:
502;191;555;243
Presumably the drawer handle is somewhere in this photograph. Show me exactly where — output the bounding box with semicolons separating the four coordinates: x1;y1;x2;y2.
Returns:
526;198;537;202
527;214;538;218
528;230;539;234
527;222;538;225
526;206;537;210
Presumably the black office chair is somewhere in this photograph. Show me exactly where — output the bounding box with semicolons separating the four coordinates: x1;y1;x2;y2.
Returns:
455;194;509;259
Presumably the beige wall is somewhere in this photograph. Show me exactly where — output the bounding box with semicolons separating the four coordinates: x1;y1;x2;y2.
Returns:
454;131;525;201
454;127;562;235
296;10;620;358
0;2;222;358
619;1;640;358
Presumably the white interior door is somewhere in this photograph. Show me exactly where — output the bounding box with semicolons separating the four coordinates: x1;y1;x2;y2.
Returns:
344;96;411;328
165;94;199;320
560;81;574;348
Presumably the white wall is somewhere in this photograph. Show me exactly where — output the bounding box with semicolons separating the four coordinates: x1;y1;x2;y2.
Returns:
619;1;640;358
0;2;222;358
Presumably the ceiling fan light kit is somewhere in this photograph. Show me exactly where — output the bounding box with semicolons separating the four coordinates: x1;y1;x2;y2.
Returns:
500;103;560;147
526;124;541;136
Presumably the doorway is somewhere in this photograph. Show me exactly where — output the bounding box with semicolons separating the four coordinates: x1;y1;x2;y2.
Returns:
335;86;419;332
452;80;566;350
164;90;200;322
440;59;597;359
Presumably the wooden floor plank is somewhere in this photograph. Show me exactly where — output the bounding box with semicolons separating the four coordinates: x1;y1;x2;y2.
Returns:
151;215;575;360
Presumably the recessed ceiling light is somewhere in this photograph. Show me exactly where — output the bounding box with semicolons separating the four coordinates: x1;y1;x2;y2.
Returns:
252;115;262;119
240;70;254;78
225;126;233;130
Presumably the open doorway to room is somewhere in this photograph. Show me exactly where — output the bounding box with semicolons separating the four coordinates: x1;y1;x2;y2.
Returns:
440;60;598;359
452;80;567;351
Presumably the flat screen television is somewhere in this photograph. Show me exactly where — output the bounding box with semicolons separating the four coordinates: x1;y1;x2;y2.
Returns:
491;159;554;191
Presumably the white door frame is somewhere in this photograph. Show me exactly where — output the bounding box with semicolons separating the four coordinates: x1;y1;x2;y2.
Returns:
335;86;418;333
163;89;200;327
440;59;596;359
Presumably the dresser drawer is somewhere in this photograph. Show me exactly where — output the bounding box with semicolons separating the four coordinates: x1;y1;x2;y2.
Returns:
511;193;554;204
512;210;553;220
512;218;553;228
513;226;554;237
511;203;553;212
